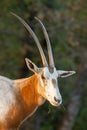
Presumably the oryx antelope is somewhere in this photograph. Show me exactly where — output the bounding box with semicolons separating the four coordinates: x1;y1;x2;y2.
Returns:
0;13;75;130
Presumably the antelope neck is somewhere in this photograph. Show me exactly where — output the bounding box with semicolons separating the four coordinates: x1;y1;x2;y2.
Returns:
14;74;45;107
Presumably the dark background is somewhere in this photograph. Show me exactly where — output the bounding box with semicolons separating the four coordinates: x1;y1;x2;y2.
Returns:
0;0;87;130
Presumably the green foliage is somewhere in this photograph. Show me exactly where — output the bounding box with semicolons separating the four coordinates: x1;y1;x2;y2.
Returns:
0;35;21;78
74;96;87;130
24;0;31;5
42;0;57;8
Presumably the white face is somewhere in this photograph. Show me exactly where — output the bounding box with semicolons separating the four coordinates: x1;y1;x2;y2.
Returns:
25;58;75;107
39;67;62;106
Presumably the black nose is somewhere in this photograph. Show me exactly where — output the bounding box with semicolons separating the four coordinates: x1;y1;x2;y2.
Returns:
54;96;61;104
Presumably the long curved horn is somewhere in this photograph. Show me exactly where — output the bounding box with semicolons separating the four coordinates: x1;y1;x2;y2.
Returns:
35;17;55;68
11;12;48;67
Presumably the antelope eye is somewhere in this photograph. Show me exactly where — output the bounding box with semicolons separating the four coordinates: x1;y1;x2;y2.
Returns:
41;74;45;80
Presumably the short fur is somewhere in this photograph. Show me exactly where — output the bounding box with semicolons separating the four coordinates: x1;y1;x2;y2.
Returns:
0;74;44;130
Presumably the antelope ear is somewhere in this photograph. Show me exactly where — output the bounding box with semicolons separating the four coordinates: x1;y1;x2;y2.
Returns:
57;70;76;78
25;58;39;73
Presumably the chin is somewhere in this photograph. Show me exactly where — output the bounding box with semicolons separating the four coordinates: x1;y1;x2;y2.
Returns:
50;101;59;107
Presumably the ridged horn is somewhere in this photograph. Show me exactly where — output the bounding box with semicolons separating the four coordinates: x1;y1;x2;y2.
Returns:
35;17;55;68
11;12;48;67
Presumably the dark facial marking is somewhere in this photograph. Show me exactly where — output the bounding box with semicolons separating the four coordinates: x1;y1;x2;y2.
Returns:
41;74;47;86
49;67;54;73
52;79;56;87
41;74;45;80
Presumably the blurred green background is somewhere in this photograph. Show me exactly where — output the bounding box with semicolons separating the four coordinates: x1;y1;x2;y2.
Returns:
0;0;87;130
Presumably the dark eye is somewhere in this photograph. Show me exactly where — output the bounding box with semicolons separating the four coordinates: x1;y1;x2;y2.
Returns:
41;74;45;80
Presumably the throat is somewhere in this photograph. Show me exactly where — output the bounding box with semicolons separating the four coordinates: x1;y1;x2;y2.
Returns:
37;95;46;106
14;74;45;110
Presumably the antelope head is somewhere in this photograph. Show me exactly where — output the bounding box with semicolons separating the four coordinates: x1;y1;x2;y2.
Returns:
11;13;75;107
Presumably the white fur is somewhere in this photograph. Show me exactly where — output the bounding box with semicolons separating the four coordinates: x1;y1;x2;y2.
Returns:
38;67;75;106
40;67;62;106
0;76;15;121
26;59;75;107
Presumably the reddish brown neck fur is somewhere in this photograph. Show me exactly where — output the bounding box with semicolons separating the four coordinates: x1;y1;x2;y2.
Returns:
1;74;45;130
15;74;45;106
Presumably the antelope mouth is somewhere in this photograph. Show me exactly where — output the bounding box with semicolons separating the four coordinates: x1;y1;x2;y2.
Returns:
49;100;62;107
